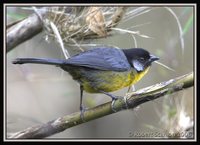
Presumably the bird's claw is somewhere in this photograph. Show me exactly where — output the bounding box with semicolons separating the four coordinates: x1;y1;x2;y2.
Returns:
123;96;129;109
111;96;128;112
80;105;87;122
111;99;118;112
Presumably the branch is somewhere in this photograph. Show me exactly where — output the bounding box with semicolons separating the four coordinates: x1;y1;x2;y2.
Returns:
9;72;193;139
6;7;128;53
6;10;47;52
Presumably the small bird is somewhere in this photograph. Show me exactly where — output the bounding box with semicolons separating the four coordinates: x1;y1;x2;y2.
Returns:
12;47;159;119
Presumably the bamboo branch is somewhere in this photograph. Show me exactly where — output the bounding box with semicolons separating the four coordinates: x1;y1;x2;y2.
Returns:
9;72;194;139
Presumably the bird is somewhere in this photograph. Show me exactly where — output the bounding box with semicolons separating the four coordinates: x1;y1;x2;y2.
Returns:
12;47;159;119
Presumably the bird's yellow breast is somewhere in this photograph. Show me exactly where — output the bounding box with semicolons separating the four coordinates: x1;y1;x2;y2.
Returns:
82;67;150;93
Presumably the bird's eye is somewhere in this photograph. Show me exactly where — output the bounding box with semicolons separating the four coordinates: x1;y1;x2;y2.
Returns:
139;57;145;61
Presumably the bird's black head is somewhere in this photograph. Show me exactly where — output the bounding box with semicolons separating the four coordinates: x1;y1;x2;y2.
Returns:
122;48;159;72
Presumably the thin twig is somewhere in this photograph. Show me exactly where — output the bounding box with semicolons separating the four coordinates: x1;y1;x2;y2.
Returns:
50;22;70;59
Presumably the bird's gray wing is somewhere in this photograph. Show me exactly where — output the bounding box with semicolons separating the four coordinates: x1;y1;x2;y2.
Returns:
65;47;131;71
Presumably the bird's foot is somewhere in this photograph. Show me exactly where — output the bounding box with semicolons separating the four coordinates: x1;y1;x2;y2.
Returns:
80;105;87;122
98;90;128;112
123;96;129;109
111;96;128;112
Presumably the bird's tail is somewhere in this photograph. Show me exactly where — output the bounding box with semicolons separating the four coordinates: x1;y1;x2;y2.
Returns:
12;58;66;66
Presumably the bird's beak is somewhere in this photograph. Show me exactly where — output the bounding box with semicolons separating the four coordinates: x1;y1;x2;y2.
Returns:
150;54;159;62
